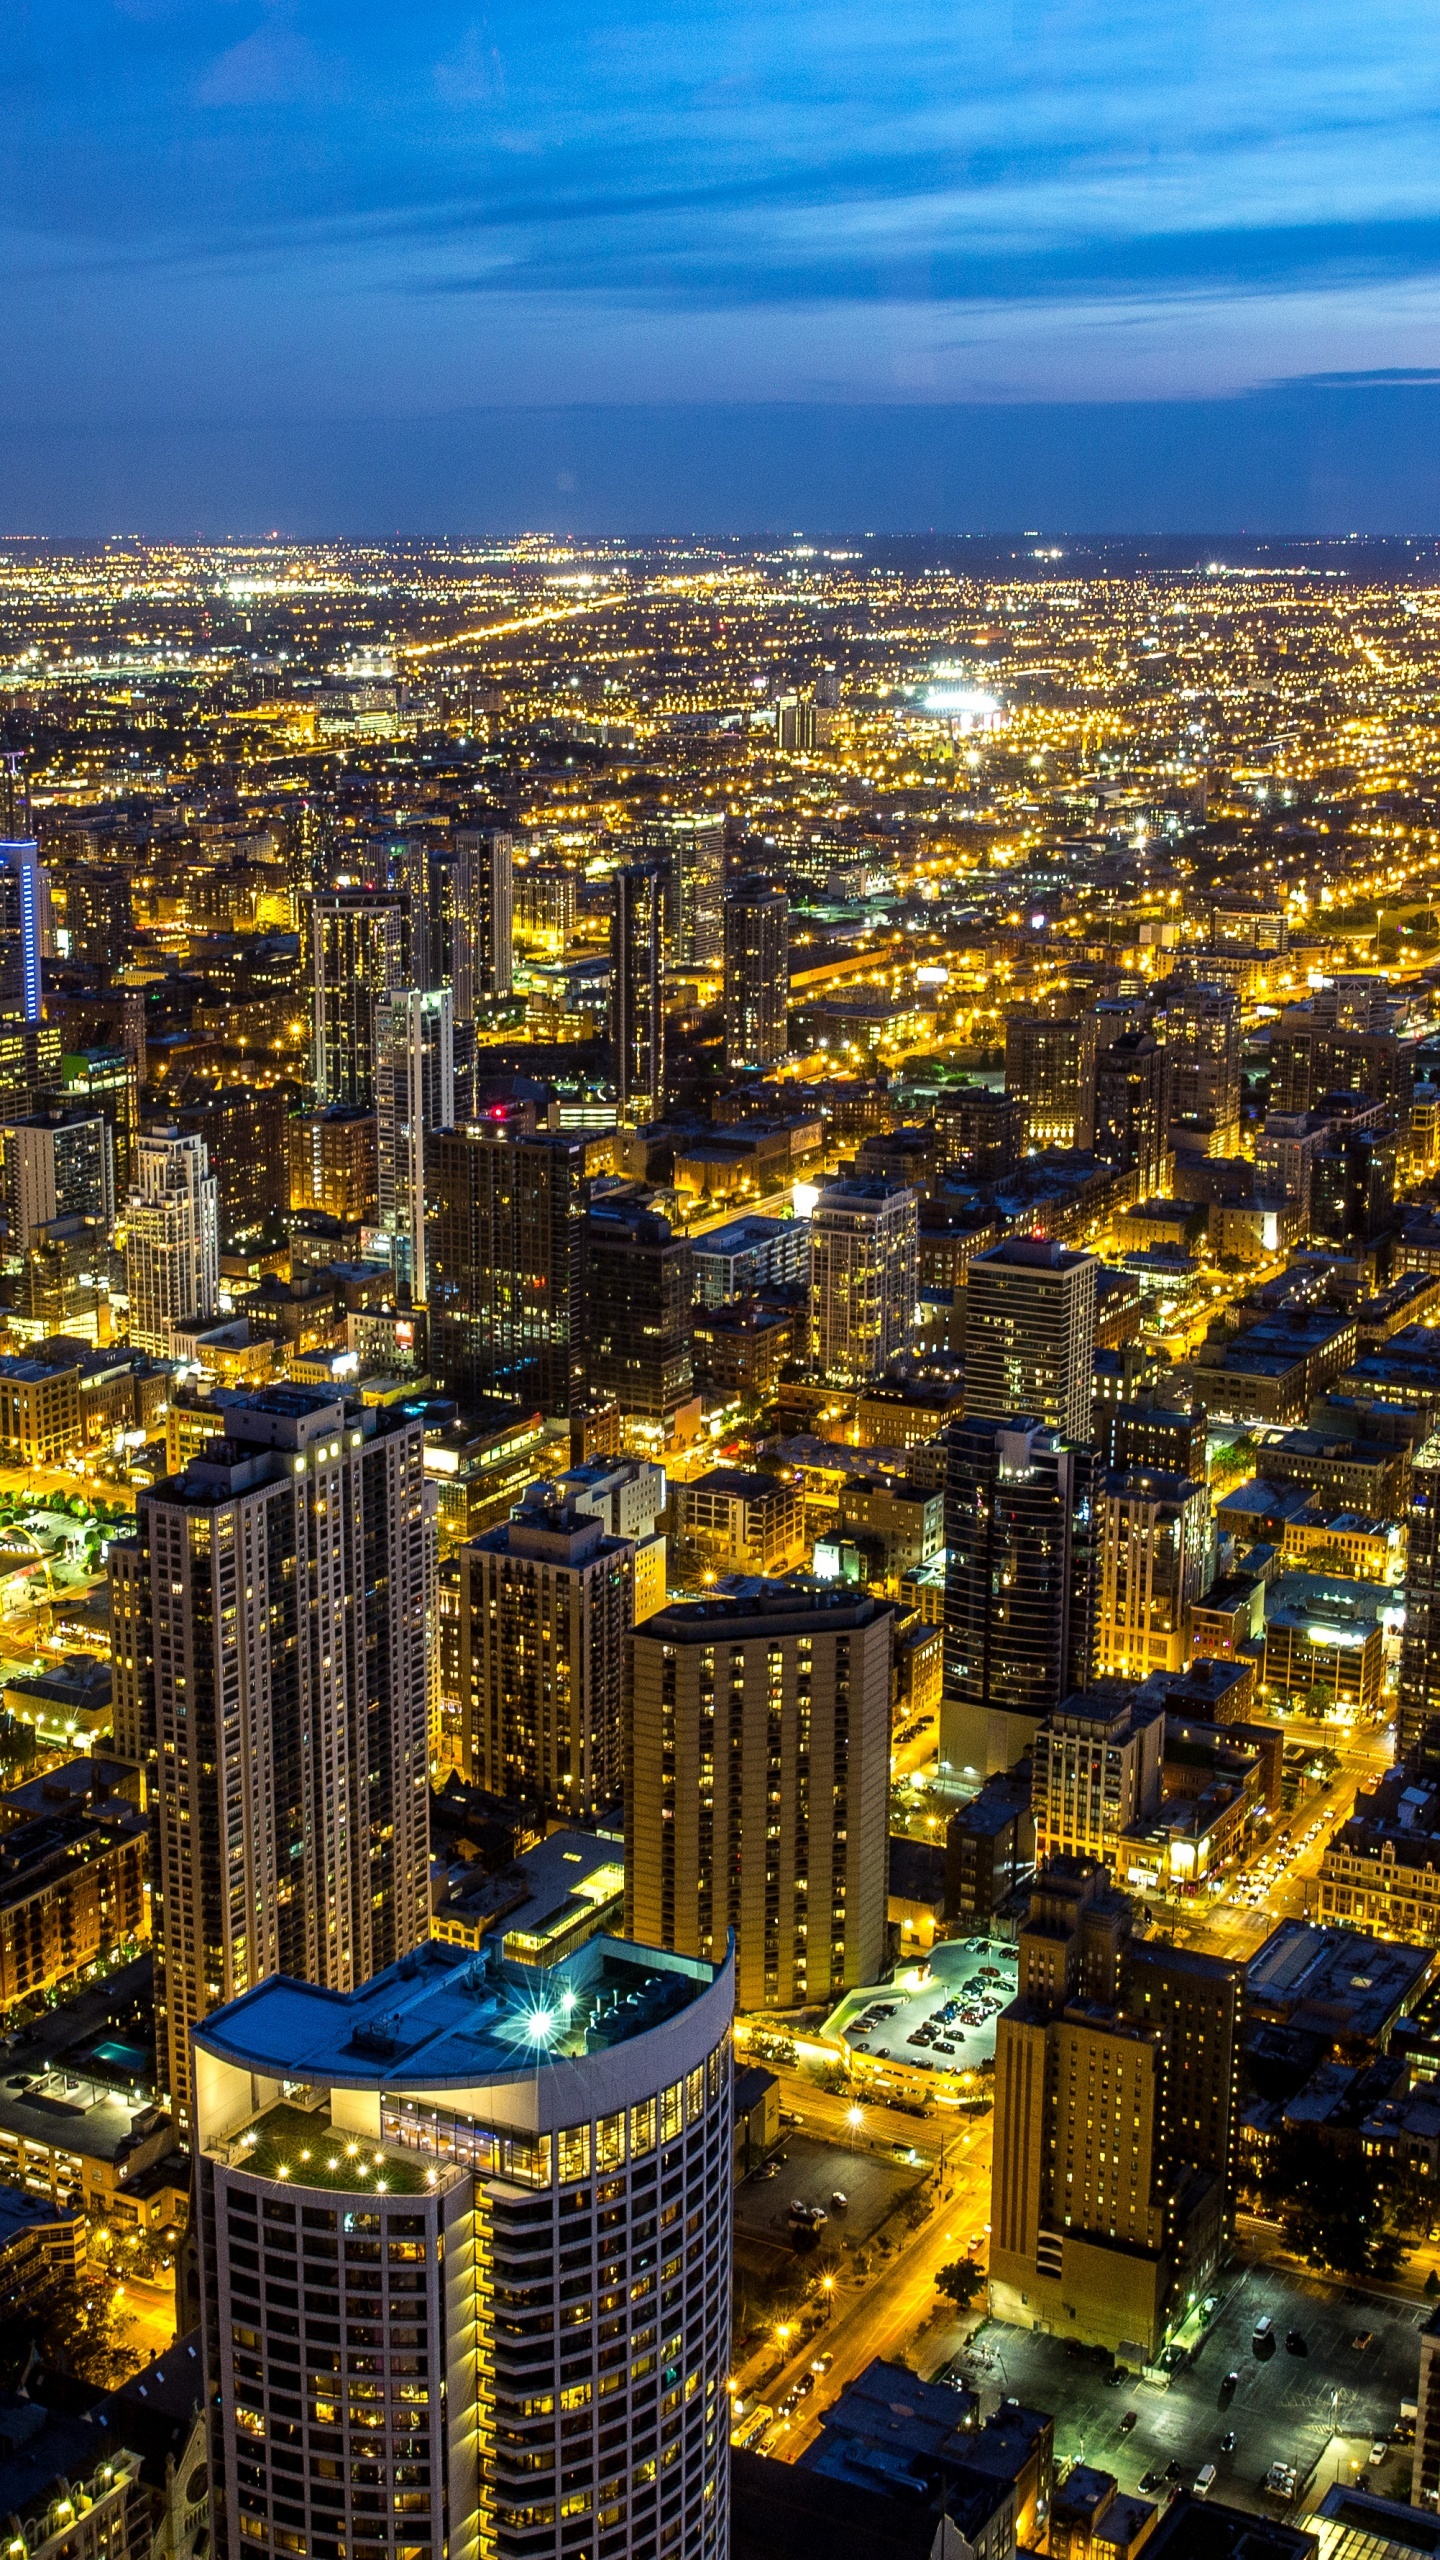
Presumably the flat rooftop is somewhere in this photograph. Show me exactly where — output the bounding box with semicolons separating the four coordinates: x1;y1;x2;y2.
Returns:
1248;1921;1432;2041
193;1931;718;2092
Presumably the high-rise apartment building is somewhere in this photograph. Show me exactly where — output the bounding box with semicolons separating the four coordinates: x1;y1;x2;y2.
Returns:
288;1101;378;1223
1401;1433;1440;1773
108;1384;431;2123
722;881;788;1069
1094;1032;1169;1196
942;1417;1097;1778
1005;1007;1097;1152
425;1127;587;1421
454;826;516;1000
0;839;44;1023
375;987;455;1301
62;863;134;973
990;1858;1240;2361
124;1126;220;1355
809;1175;919;1384
194;1932;734;2560
628;1582;893;2010
586;1196;694;1437
1031;1690;1165;1873
1155;980;1241;1149
0;1107;113;1250
460;1484;636;1815
964;1237;1099;1443
643;813;726;968
311;892;407;1108
1096;1468;1210;1679
611;862;666;1126
173;1085;289;1247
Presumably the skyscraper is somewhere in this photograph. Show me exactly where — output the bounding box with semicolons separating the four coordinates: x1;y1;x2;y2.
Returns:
375;986;455;1301
1155;978;1241;1150
460;1483;636;1815
1095;1467;1210;1679
1401;1433;1440;1772
1094;1031;1169;1196
108;1383;431;2124
1005;1006;1097;1151
425;1125;587;1419
311;891;407;1108
809;1175;919;1384
942;1416;1097;1777
723;880;789;1069
454;825;516;1000
0;1107;114;1250
124;1126;219;1354
628;1581;893;2009
0;839;44;1024
642;812;725;968
611;861;665;1125
964;1236;1099;1444
990;1859;1239;2360
192;1931;734;2560
585;1195;694;1438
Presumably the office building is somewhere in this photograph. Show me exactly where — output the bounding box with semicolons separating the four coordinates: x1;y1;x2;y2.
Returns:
1032;1690;1165;1873
1096;1468;1210;1679
642;812;726;969
942;1417;1097;1777
990;1859;1240;2361
1005;1007;1096;1152
0;1107;113;1250
311;891;407;1108
193;1929;734;2560
586;1196;694;1436
375;987;455;1300
809;1175;919;1384
1401;1433;1440;1772
0;839;44;1023
425;1126;587;1421
611;861;666;1125
628;1582;893;2009
460;1484;637;1816
964;1237;1099;1443
124;1127;219;1356
1094;1032;1169;1195
1156;980;1241;1149
454;825;515;1001
108;1384;431;2124
723;881;789;1069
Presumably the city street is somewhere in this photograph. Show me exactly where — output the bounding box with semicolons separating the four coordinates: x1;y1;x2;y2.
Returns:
737;2115;995;2462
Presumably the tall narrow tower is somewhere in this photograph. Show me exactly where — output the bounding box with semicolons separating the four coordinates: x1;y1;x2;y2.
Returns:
375;985;455;1300
611;860;666;1125
108;1384;432;2126
723;880;789;1068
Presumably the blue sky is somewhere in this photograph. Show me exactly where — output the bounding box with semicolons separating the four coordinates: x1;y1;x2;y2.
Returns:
5;1;1440;529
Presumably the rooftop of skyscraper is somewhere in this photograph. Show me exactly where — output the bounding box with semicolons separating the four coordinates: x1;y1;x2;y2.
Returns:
194;1930;722;2099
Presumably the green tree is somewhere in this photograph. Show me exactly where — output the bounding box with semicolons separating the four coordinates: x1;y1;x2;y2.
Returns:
935;2259;985;2311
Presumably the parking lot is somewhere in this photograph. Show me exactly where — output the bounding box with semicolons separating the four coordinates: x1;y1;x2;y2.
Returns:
732;2131;925;2275
956;2260;1427;2516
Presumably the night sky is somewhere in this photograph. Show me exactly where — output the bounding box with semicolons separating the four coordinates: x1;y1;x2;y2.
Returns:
6;0;1440;534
